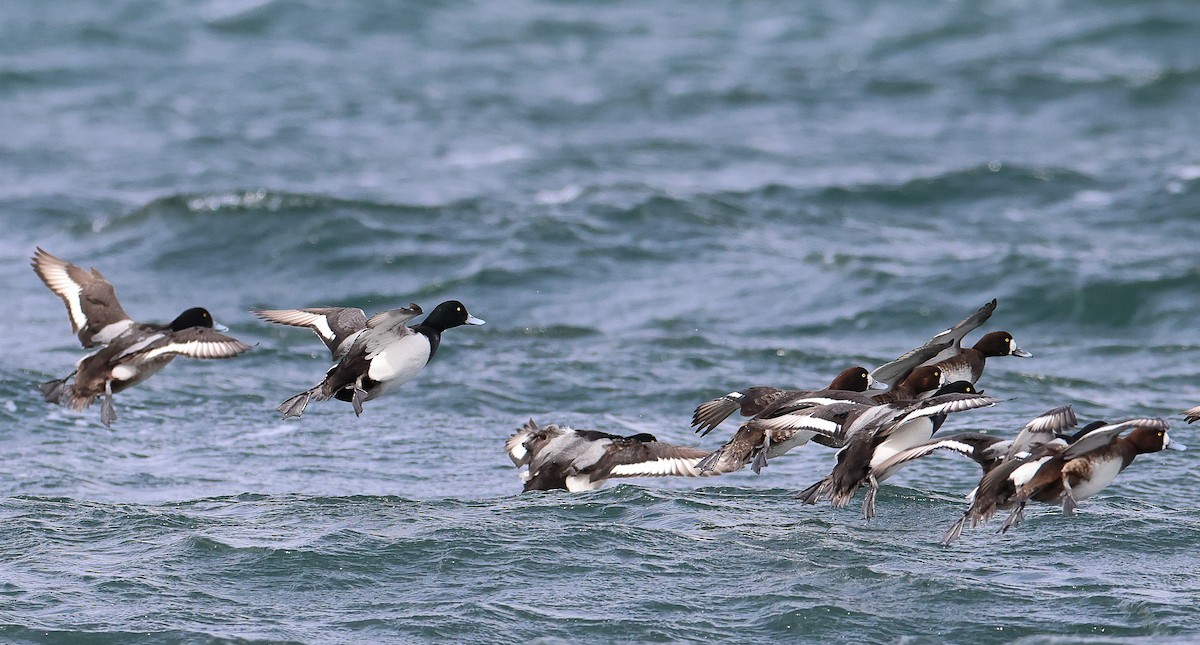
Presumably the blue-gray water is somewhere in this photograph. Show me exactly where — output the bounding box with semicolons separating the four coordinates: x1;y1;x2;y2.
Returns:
3;1;1200;643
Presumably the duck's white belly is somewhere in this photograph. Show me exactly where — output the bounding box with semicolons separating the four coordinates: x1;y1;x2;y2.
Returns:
367;333;431;394
565;474;605;492
1067;457;1124;501
870;418;934;469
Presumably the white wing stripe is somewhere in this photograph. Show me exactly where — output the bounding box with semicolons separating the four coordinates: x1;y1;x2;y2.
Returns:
134;340;250;361
609;457;704;478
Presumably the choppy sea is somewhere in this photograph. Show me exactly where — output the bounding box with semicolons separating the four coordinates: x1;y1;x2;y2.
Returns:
3;1;1200;642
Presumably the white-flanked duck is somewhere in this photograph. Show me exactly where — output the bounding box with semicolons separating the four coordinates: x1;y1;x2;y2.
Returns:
31;248;252;427
796;381;1000;519
506;420;712;492
941;417;1183;544
270;300;483;418
691;366;874;437
996;418;1184;533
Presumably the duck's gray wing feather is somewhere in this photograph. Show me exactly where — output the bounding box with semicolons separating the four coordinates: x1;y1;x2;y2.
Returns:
1062;418;1168;459
32;247;134;347
359;304;425;356
871;299;998;387
1005;405;1077;460
252;306;369;360
1184;406;1200;424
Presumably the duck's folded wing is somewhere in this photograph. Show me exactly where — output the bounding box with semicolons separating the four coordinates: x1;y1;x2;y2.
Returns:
605;442;711;478
1184;406;1200;424
31;247;134;347
1062;418;1168;459
252;306;368;360
1005;405;1077;460
123;328;254;361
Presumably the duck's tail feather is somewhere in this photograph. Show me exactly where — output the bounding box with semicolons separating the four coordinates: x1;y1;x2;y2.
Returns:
63;384;95;412
796;476;829;504
695;442;753;475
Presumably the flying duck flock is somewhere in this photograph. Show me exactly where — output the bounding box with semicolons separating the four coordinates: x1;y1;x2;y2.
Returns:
30;248;1194;545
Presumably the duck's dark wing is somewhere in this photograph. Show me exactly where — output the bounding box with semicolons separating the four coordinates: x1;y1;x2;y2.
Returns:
1004;405;1077;460
602;440;711;478
869;340;953;390
871;299;998;388
1061;418;1169;459
31;247;134;347
122;327;253;361
252;306;369;360
692;386;784;436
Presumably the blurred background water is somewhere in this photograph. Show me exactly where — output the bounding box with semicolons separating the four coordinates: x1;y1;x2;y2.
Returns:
2;0;1200;642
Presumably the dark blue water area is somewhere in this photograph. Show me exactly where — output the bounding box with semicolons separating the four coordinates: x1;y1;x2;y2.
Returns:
2;0;1200;642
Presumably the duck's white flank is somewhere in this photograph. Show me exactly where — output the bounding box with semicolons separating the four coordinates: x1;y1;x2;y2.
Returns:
367;333;432;392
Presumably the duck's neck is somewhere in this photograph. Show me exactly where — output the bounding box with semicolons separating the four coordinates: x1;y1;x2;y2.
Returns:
411;324;442;361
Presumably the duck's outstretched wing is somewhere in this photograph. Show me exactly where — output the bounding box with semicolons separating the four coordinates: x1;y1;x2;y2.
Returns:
604;440;711;478
870;340;953;390
1061;418;1169;459
872;432;1005;481
691;387;779;436
31;247;134;347
252;306;369;360
1004;405;1077;460
870;299;998;388
123;328;254;361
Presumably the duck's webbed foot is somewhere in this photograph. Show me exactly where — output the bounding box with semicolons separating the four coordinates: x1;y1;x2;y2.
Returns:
351;376;367;417
100;381;117;427
862;474;880;521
